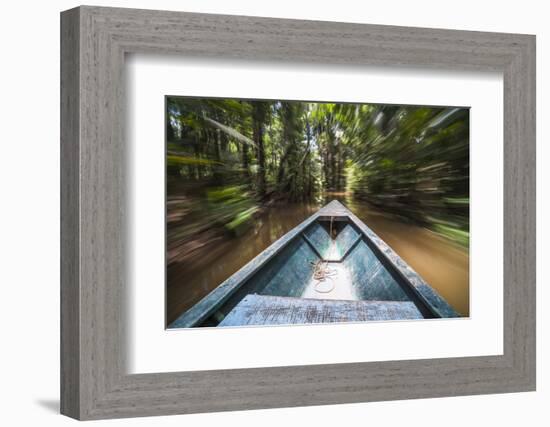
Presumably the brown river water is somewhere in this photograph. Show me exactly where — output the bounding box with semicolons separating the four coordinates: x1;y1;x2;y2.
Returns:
166;194;470;324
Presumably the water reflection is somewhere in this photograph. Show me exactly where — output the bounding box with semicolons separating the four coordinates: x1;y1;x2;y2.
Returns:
167;194;469;324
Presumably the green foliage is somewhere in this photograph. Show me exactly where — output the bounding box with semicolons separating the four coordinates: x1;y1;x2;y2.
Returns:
167;154;220;167
166;97;469;246
339;105;469;246
206;185;258;235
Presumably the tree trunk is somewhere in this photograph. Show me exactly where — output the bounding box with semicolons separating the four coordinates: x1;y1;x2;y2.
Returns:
213;128;222;184
166;119;175;142
242;144;250;179
194;141;202;180
277;142;293;185
253;110;266;197
335;140;342;191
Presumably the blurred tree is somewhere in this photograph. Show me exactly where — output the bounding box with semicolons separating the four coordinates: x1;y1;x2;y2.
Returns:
166;97;469;247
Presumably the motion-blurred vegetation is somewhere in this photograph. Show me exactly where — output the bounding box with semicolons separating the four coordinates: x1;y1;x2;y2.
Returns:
166;97;469;268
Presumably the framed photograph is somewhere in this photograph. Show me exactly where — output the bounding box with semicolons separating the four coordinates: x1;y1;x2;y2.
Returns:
165;96;467;330
61;6;536;420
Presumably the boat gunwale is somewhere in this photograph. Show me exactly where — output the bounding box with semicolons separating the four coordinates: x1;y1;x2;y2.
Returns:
169;200;459;329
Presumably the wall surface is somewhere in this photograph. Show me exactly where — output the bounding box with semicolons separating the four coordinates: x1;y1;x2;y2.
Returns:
0;0;547;425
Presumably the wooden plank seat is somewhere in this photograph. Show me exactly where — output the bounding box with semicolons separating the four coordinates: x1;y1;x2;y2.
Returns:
219;294;423;327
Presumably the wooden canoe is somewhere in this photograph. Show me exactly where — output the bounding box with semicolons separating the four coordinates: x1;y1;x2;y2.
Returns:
169;200;460;328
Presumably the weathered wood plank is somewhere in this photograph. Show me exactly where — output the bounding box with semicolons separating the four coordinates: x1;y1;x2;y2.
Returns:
219;294;423;326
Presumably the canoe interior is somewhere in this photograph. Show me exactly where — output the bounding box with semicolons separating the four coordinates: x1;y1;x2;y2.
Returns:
199;218;436;327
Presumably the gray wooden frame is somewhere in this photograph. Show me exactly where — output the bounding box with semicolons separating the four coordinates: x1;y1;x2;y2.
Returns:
60;5;536;420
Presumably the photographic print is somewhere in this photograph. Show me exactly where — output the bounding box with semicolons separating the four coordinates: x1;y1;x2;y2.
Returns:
166;97;469;328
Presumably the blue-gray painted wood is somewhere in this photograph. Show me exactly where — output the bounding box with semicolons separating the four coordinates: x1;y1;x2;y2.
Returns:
255;237;318;297
219;294;424;326
335;224;360;257
303;222;332;258
344;240;410;301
